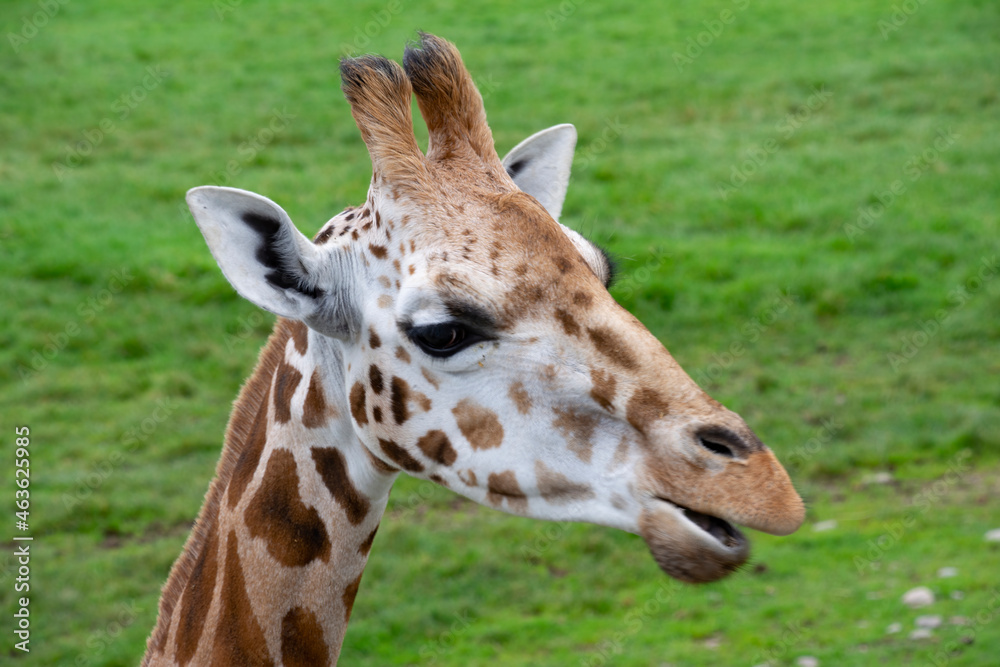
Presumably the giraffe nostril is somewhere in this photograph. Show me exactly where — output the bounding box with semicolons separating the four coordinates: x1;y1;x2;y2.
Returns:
698;436;735;458
694;426;748;459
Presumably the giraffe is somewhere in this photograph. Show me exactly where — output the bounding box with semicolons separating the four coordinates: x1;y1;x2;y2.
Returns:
143;33;805;665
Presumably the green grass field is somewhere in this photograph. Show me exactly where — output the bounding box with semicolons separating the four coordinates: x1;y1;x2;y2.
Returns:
2;0;999;664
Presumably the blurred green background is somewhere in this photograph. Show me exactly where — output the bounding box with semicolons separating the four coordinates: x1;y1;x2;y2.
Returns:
1;0;998;664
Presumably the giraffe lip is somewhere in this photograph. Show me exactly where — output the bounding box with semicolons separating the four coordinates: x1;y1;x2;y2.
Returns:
639;495;751;583
654;496;746;550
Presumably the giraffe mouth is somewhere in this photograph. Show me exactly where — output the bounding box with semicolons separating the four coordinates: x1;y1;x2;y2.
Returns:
637;496;750;583
666;499;744;549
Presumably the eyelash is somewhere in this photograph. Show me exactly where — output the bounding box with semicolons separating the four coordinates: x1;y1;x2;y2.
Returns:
408;322;487;357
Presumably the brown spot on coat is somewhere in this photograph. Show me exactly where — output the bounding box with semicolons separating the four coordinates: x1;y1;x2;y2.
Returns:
416;430;457;466
611;435;631;470
174;529;219;665
281;607;329;667
626;387;671;433
372;405;383;423
486;471;528;513
369;244;388;259
364;446;399;475
378;438;425;472
288;320;309;355
227;380;271;509
395;346;411;363
552;407;598;463
245;449;331;567
368;326;381;349
589;368;618;413
554;308;581;336
343;572;364;623
302;370;333;428
452;399;504;450
313;226;334;245
312;447;371;525
587;326;637;369
420;367;440;389
377;294;393;308
350;381;368;426
273;358;302;424
369;365;384;394
211;531;273;666
508;381;532;414
573;291;593;308
458;469;477;487
553;255;574;274
535;460;595;504
414;391;432;411
359;524;379;556
540;363;559;388
390;376;411;424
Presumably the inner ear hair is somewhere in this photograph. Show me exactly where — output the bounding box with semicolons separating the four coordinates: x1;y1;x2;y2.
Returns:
241;210;324;298
594;243;618;289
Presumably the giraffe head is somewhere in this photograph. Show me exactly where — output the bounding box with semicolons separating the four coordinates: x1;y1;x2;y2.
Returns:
187;34;804;584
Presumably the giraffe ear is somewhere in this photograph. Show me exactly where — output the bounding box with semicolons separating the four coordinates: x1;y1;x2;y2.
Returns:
502;124;577;221
187;186;360;339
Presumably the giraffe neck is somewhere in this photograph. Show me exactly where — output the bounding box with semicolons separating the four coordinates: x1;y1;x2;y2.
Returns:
144;318;397;666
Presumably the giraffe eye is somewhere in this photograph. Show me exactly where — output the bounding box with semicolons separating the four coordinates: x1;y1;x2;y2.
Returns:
410;323;483;357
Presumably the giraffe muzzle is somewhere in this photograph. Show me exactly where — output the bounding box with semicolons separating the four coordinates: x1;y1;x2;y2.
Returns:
638;495;751;584
633;426;804;583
